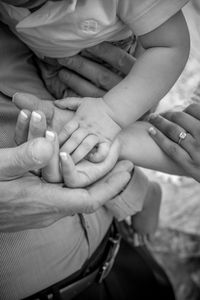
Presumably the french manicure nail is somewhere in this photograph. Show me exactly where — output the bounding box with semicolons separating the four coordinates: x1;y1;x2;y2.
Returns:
46;130;55;142
60;152;68;160
20;110;28;120
32;111;42;122
148;127;157;136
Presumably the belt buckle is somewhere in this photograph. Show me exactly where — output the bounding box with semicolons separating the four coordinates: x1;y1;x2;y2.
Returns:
97;233;121;284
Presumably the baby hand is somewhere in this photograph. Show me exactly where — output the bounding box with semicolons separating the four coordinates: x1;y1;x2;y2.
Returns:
60;139;121;187
54;97;121;163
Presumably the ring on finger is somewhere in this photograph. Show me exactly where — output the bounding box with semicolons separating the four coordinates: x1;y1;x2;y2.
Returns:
178;131;187;145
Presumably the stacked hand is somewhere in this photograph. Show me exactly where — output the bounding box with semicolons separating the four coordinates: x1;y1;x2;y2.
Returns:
148;103;200;182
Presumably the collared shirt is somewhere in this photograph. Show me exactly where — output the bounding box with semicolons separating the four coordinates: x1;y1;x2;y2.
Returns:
0;0;189;58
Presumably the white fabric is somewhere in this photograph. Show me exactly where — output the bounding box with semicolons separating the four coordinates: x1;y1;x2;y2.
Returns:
0;0;189;58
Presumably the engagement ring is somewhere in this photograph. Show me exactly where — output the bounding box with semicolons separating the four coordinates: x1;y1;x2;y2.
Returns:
178;131;187;145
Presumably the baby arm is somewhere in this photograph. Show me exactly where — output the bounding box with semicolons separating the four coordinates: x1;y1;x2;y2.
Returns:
55;10;189;162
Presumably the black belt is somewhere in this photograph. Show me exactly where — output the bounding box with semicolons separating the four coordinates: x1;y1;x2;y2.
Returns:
23;223;121;300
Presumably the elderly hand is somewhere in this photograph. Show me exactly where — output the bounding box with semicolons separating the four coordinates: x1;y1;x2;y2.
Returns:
0;132;132;232
148;103;200;182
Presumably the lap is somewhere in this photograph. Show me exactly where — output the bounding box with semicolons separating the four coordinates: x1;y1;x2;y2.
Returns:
75;239;175;300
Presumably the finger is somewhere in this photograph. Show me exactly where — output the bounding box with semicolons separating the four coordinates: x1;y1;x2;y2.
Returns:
59;152;80;187
85;161;132;213
184;103;200;120
88;141;110;163
15;110;31;145
61;139;121;188
54;97;82;110
59;69;105;97
63;89;78;97
58;119;79;145
60;128;89;154
48;162;132;215
86;42;136;75
71;134;99;163
42;131;62;183
161;110;200;139
28;111;47;140
148;126;190;164
148;113;194;153
13;93;54;124
0;138;54;180
58;55;122;91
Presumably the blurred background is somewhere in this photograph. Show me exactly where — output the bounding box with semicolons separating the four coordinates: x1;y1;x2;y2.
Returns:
145;1;200;299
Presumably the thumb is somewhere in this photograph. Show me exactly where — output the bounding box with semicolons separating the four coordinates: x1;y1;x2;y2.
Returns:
13;93;54;124
54;97;82;111
0;138;54;180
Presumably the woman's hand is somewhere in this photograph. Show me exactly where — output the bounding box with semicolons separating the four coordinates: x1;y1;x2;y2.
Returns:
148;103;200;182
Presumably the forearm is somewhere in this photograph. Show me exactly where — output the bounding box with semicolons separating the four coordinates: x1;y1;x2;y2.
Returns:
103;11;190;128
104;45;189;127
118;121;186;176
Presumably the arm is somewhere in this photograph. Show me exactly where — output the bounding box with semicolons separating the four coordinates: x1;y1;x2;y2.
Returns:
104;11;190;126
147;104;200;182
118;120;186;176
0;135;131;232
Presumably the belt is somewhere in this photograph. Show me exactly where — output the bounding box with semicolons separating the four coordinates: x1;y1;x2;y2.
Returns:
23;223;121;300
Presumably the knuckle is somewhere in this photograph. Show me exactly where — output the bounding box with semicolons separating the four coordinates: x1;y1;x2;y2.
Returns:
166;144;179;158
98;73;110;88
82;140;92;151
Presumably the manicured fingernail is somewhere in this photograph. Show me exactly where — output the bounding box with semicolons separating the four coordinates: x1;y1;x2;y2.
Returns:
60;152;68;160
148;127;157;136
46;130;55;142
20;110;28;120
32;111;41;122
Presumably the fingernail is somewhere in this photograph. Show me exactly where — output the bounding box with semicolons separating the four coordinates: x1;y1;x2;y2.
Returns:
20;110;28;120
46;130;55;142
148;113;158;121
12;92;26;102
148;127;157;136
32;111;41;122
60;152;68;160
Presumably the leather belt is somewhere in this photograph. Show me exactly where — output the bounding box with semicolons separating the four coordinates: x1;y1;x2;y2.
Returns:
23;223;121;300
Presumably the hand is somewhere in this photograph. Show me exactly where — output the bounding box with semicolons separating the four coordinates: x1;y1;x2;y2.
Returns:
35;57;78;99
55;97;121;163
148;103;200;182
15;108;125;187
57;42;135;97
1;125;132;232
13;92;74;134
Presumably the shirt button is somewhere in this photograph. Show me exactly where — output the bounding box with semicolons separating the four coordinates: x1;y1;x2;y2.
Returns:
80;19;99;34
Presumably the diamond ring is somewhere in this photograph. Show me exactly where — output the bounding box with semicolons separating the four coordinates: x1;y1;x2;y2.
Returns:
178;131;187;145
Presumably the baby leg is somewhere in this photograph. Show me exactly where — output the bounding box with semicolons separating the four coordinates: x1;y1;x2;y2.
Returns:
131;181;162;235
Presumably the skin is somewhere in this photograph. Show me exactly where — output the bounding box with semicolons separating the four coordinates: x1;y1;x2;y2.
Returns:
148;104;200;183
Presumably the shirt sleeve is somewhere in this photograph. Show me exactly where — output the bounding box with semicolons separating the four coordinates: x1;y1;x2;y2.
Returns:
117;0;190;36
105;167;149;221
0;22;53;99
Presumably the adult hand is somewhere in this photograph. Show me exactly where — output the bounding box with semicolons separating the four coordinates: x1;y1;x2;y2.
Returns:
13;92;74;134
36;42;135;98
0;135;132;232
148;103;200;182
57;42;135;97
15;108;125;187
